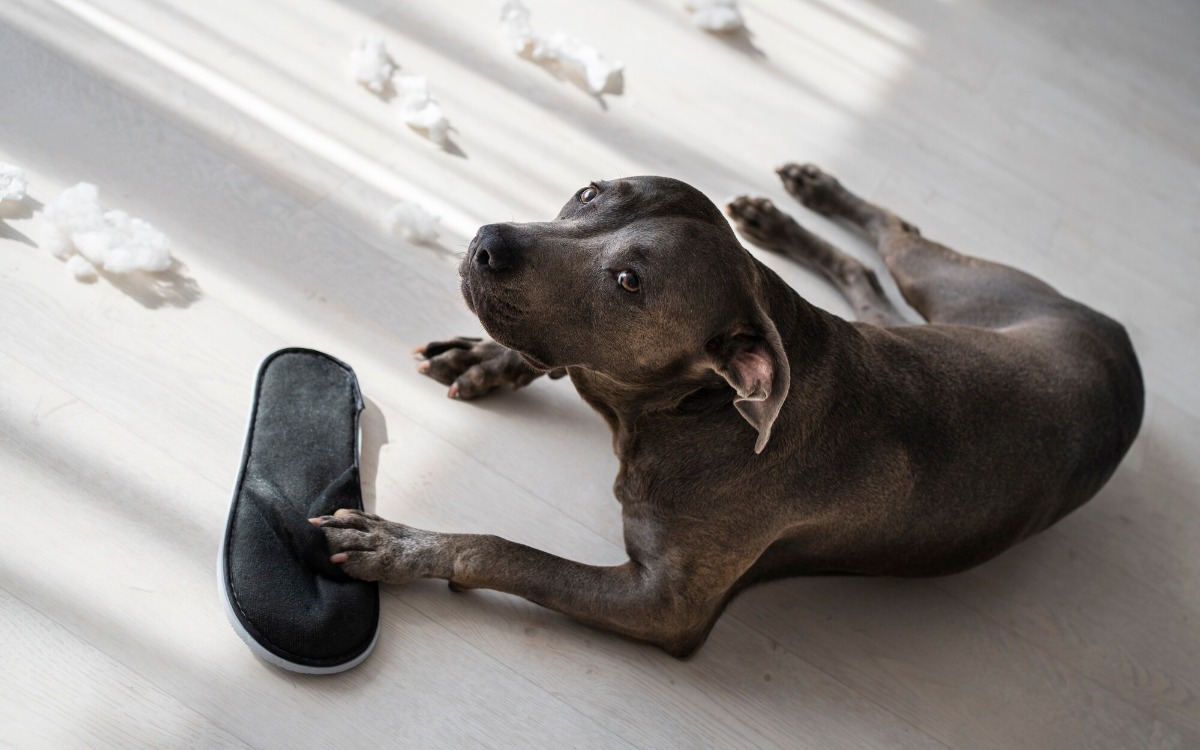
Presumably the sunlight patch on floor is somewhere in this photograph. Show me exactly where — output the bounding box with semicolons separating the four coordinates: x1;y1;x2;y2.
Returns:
41;0;480;236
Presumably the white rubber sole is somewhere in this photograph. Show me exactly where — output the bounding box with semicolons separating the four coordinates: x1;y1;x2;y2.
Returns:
217;535;380;674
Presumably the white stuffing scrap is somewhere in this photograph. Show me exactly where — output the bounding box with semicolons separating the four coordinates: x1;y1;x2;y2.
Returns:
499;0;539;57
382;199;440;246
685;0;744;32
65;254;99;281
395;75;450;144
346;35;397;95
0;162;28;203
42;182;173;277
499;0;623;96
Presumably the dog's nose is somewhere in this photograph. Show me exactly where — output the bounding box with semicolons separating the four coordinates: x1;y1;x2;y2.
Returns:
469;224;517;273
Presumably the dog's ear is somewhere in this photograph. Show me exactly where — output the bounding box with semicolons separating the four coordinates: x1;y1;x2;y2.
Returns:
709;308;791;454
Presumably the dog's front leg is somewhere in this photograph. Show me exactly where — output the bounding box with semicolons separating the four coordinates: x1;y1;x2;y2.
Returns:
311;509;721;657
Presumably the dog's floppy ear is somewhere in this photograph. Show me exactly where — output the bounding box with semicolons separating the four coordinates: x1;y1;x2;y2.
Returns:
709;307;791;454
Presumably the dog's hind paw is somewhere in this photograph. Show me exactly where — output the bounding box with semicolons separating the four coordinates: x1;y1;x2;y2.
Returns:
726;195;803;252
414;336;543;400
776;163;845;216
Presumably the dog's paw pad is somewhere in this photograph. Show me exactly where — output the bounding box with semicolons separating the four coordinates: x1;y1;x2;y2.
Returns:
775;163;843;215
727;195;799;250
416;337;537;400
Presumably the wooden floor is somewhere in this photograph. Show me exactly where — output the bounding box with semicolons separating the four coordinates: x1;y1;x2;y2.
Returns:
2;0;1197;747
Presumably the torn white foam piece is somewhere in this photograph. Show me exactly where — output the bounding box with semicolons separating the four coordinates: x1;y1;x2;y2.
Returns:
42;182;173;276
65;254;98;281
346;35;396;94
42;182;105;259
685;0;744;32
539;33;624;95
382;200;440;246
394;75;449;144
0;163;28;203
499;0;624;95
499;0;536;54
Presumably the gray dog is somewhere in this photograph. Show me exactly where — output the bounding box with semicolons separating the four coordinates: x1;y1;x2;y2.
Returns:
312;165;1143;657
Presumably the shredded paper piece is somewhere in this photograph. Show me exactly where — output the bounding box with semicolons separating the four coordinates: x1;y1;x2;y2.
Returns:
382;199;440;246
499;1;624;96
65;253;99;281
346;35;397;94
346;35;451;144
685;0;744;32
0;163;28;203
395;75;450;144
42;182;173;279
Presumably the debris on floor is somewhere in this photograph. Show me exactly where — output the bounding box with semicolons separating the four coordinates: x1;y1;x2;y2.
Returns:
394;76;450;145
684;0;744;32
499;0;624;96
0;162;27;203
382;199;440;245
65;254;99;281
346;35;397;95
42;182;173;279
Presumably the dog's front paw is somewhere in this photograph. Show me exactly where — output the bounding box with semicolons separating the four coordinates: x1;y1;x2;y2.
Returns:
310;509;442;585
726;195;801;251
413;337;541;400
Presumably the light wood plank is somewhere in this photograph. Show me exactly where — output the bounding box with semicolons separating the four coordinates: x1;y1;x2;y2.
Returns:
0;590;252;750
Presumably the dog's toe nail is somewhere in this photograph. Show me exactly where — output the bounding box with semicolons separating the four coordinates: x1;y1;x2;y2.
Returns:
448;384;460;399
417;361;431;373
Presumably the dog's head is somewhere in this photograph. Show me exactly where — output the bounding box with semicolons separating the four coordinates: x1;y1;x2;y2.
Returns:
460;176;790;452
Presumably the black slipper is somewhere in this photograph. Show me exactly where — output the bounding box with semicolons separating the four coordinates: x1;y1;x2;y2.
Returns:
218;348;380;673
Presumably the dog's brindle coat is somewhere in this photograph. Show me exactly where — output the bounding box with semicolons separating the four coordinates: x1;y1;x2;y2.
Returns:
313;165;1143;657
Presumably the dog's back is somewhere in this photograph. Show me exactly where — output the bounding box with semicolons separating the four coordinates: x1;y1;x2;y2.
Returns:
730;165;1146;577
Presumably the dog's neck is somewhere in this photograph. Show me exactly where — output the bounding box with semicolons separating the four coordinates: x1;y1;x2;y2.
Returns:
566;365;696;456
568;260;854;460
751;260;851;455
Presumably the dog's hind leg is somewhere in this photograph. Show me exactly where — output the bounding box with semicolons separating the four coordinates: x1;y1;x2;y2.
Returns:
726;195;906;326
776;163;1064;328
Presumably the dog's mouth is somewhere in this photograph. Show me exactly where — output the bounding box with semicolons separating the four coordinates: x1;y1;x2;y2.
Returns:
460;272;479;314
460;270;553;371
461;271;514;325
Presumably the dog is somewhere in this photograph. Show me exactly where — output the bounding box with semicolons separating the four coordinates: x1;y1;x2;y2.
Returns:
311;164;1144;657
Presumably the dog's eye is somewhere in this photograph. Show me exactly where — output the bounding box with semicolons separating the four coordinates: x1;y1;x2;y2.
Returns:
617;270;640;293
580;186;599;204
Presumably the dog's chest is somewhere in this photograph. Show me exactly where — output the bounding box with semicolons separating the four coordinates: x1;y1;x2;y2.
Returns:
612;414;765;509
